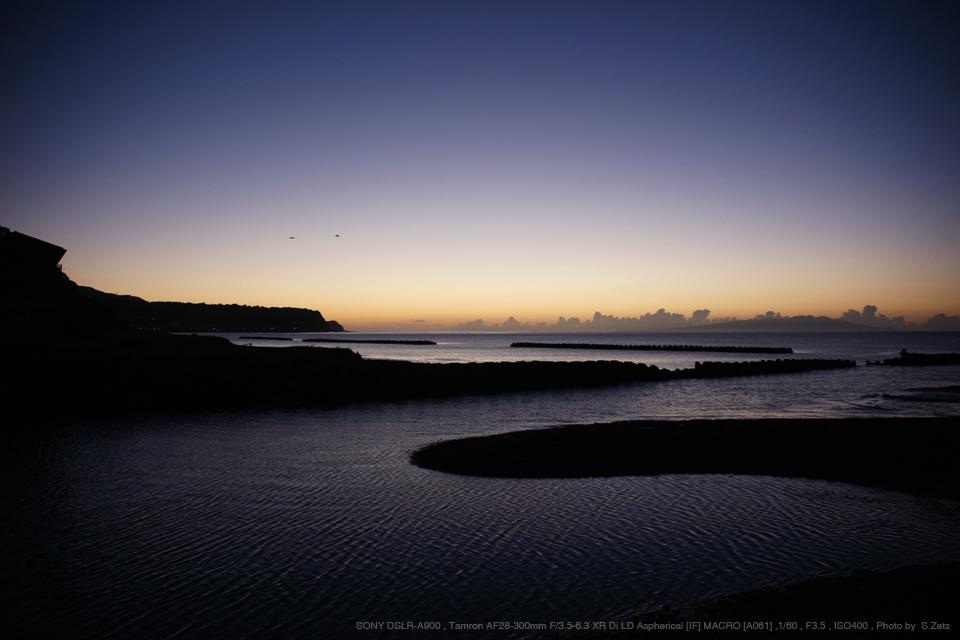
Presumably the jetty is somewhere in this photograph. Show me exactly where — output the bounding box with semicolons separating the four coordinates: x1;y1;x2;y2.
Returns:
873;349;960;366
511;342;793;354
684;358;853;377
302;338;437;345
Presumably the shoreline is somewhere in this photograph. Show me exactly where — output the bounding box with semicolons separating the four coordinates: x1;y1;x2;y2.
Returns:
411;417;960;500
3;332;859;433
414;418;960;634
543;562;960;638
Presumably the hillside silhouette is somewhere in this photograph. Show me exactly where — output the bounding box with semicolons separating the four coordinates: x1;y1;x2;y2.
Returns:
0;227;127;341
79;287;344;333
0;227;934;436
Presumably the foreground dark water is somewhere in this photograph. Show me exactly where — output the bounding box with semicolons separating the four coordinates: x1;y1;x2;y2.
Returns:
3;332;960;638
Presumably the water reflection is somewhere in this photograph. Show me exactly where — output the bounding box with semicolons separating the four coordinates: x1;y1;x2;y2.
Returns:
4;394;960;638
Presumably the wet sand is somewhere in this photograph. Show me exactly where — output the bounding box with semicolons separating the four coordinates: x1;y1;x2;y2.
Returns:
411;417;960;499
412;420;960;635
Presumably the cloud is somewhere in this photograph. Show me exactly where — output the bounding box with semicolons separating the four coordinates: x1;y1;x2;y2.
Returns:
455;319;488;331
920;313;960;331
841;305;909;329
452;305;958;332
500;317;527;331
689;309;711;325
754;311;783;320
457;309;713;331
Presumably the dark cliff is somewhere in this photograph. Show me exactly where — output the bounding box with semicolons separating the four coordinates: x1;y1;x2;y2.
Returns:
78;287;345;333
1;228;127;340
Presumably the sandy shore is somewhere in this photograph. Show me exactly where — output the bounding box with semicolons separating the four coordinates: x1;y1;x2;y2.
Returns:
412;419;959;635
411;417;960;500
413;418;959;634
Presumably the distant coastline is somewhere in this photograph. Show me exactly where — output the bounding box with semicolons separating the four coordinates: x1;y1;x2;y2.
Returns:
3;228;958;433
79;286;344;333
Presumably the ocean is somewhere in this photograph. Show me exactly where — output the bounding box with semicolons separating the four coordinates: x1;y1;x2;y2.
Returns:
2;331;959;638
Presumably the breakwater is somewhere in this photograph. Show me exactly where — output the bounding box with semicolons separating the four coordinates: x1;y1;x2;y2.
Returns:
4;331;856;428
873;350;960;366
511;342;793;354
687;358;854;377
302;338;437;345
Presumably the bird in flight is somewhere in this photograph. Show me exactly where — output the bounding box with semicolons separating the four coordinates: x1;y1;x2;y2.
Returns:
289;236;295;239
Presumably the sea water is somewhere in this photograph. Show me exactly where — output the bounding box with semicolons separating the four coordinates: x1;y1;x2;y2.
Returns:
2;332;959;638
227;329;958;365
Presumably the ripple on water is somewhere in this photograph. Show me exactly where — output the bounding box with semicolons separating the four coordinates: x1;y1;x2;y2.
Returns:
3;404;960;639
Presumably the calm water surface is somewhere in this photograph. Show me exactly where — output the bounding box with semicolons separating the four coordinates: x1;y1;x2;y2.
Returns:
3;332;959;638
225;330;960;367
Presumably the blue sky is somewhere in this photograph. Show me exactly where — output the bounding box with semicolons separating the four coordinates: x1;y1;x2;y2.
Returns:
3;1;958;329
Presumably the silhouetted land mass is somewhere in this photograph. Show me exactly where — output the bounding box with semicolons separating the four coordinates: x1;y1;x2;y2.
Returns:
687;359;853;377
239;336;293;341
3;339;857;431
3;234;856;429
512;342;793;354
0;230;909;438
0;229;857;439
302;338;438;345
1;229;128;342
78;286;344;333
872;349;960;366
8;230;956;626
689;316;878;331
412;417;959;500
546;563;960;638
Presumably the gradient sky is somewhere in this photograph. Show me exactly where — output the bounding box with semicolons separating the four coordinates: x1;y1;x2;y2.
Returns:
3;1;958;330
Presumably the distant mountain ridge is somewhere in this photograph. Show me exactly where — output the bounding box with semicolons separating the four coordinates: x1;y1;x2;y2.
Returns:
79;287;344;333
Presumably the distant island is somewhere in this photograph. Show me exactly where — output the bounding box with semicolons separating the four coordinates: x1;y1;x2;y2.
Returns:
78;287;344;333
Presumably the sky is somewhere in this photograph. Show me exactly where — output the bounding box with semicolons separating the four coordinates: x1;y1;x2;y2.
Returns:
3;1;958;330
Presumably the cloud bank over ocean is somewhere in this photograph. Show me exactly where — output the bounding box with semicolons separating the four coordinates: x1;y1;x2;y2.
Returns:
455;307;960;332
